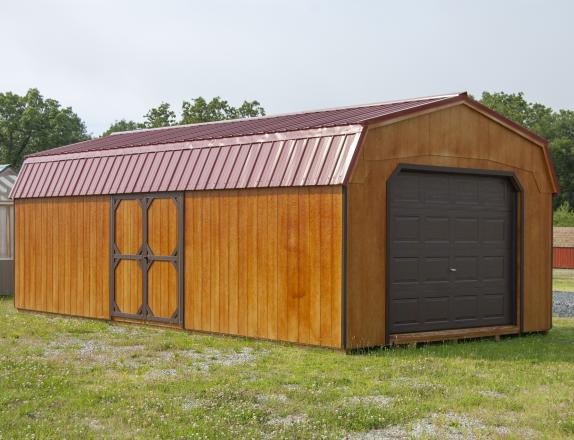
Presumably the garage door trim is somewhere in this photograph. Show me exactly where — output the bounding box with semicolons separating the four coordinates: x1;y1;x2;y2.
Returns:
384;164;524;344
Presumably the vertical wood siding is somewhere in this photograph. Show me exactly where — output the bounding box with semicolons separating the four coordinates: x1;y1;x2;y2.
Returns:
346;103;554;348
184;187;343;348
15;197;109;319
553;248;574;269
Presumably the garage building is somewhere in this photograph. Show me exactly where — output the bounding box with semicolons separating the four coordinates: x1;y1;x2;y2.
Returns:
10;92;558;349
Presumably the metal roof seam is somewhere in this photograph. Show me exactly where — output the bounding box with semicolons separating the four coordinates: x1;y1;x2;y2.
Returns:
287;138;311;187
204;147;225;190
324;136;347;186
272;139;297;188
313;136;335;186
117;154;141;192
244;143;266;188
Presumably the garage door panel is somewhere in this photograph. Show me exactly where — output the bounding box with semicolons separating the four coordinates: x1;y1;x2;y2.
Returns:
453;257;479;281
451;177;479;204
391;299;419;326
420;297;449;323
391;174;420;203
391;257;419;284
479;178;511;207
481;218;507;242
452;295;478;321
422;174;449;203
482;256;506;280
454;218;479;242
393;216;419;242
422;217;449;242
388;170;516;334
421;257;449;282
480;293;506;319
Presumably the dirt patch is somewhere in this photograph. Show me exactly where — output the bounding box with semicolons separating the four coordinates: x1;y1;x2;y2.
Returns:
347;412;519;440
267;414;307;427
181;398;204;410
343;396;392;408
145;368;177;379
42;338;264;374
178;347;261;371
478;390;505;399
257;393;289;404
44;339;148;368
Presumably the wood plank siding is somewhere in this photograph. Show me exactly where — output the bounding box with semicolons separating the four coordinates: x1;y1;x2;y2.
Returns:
184;187;343;348
14;197;109;319
346;103;554;348
15;188;343;347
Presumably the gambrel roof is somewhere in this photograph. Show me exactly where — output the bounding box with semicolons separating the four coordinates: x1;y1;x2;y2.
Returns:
11;92;558;199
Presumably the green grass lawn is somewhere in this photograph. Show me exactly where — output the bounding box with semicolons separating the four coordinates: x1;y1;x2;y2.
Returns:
554;269;574;292
1;297;574;439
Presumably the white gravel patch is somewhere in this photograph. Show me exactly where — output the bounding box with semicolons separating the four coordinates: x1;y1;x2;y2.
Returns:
346;412;519;440
179;347;262;371
268;414;308;427
478;390;505;399
343;396;392;407
257;393;289;404
181;398;203;410
553;291;574;317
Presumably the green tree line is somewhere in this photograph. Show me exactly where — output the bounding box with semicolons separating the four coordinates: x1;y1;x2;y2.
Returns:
1;88;573;224
0;89;265;166
102;97;265;136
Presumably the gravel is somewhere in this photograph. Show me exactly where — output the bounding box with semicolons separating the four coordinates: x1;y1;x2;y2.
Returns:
553;291;574;317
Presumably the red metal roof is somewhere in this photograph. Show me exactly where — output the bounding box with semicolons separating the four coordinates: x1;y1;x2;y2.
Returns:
15;92;556;198
13;93;465;199
11;126;362;198
28;94;460;158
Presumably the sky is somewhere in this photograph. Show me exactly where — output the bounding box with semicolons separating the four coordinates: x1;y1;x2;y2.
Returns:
1;0;573;136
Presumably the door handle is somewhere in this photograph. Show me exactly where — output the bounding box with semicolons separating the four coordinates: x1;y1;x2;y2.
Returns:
449;268;457;272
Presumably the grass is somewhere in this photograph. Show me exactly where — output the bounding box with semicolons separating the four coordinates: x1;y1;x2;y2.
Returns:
553;269;574;292
1;297;574;439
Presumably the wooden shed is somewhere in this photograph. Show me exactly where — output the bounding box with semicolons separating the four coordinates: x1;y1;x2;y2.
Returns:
0;165;16;295
11;92;558;349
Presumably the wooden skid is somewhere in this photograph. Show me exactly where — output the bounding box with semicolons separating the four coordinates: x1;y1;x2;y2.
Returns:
389;325;519;345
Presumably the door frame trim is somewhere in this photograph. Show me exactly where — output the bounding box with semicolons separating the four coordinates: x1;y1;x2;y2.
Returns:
384;163;524;345
109;192;184;327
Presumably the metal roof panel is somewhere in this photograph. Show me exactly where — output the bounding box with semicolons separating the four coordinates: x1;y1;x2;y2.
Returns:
14;93;488;199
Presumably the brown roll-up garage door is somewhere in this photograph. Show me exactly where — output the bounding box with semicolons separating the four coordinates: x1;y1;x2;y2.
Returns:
388;169;516;334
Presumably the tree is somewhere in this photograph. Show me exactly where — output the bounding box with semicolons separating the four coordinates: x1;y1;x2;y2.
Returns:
229;99;266;119
480;91;574;208
143;102;177;128
553;202;574;227
181;97;265;124
102;119;142;137
0;88;88;168
102;97;266;135
480;92;555;138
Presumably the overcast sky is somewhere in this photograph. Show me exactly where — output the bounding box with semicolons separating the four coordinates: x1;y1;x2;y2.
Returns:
1;0;573;136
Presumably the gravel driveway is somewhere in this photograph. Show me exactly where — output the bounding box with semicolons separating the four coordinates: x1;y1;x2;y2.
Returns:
553;291;574;317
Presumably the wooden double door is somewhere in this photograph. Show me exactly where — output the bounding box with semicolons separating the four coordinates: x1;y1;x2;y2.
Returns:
110;193;183;326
